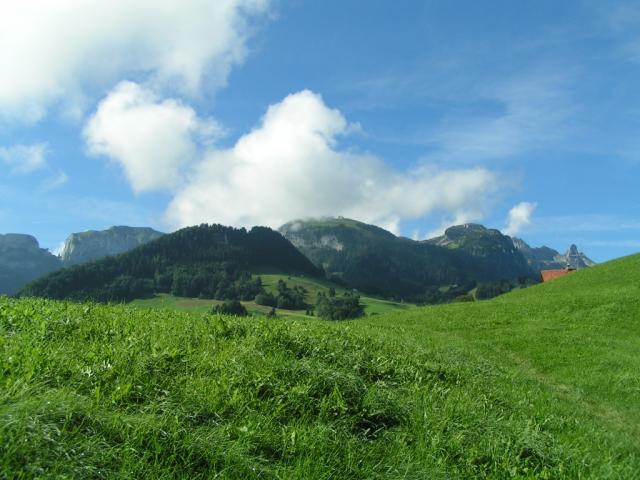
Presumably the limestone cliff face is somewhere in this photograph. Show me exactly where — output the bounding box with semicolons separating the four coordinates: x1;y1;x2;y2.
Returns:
60;226;164;266
0;233;61;295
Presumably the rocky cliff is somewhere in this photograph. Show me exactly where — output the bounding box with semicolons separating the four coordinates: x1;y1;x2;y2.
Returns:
60;226;164;266
564;244;596;269
0;234;61;295
513;238;595;271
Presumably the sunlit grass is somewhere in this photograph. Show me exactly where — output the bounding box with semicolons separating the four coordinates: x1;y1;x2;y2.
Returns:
2;254;639;477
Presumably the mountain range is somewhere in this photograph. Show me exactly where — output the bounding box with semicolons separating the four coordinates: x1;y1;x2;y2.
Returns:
0;226;164;295
280;218;537;300
19;225;321;302
512;238;595;271
3;218;596;300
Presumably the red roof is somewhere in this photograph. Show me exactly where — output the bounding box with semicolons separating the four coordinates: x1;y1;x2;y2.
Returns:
540;269;574;282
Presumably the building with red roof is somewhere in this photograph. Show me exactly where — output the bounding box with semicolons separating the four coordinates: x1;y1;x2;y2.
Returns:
540;267;575;282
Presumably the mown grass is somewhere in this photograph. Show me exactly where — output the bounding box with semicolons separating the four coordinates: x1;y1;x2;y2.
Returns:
2;255;639;478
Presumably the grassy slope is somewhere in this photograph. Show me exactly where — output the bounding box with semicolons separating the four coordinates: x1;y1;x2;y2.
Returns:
355;253;640;437
1;255;639;478
130;273;413;318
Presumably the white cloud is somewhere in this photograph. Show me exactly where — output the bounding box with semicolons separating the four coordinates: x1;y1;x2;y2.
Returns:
432;74;572;163
84;81;221;193
0;143;48;174
40;171;70;193
0;0;270;120
504;201;537;236
165;90;499;231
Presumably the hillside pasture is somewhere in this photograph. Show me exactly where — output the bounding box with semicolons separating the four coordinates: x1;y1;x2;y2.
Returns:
2;255;639;477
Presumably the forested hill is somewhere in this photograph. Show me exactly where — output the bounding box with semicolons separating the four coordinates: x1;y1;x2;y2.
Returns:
280;218;536;300
426;223;532;281
19;224;322;302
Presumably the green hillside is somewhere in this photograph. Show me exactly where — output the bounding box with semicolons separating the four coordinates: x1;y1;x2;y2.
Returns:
2;255;639;478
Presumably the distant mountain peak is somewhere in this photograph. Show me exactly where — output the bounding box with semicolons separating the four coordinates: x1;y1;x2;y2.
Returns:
513;239;595;271
564;244;595;269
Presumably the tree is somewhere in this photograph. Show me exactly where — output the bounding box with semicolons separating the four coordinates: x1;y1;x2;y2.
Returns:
212;300;248;316
315;292;364;320
255;292;277;307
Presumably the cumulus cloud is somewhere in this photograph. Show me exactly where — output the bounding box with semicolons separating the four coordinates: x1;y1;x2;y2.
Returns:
165;90;499;232
0;143;48;174
84;81;221;192
0;0;269;120
504;201;537;236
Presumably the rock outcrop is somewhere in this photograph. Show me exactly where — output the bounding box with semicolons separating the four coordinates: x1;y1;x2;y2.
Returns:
60;226;164;266
564;244;596;269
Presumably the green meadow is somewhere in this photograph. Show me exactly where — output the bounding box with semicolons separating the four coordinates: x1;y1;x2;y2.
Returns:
130;272;413;318
1;255;639;478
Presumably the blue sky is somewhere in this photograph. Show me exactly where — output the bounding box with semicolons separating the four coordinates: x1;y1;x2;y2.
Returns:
1;0;639;262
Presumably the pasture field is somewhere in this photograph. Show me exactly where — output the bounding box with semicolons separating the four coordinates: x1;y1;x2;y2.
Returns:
1;255;639;478
130;272;413;318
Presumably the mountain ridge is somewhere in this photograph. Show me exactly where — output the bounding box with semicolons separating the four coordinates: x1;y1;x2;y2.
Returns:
280;217;536;300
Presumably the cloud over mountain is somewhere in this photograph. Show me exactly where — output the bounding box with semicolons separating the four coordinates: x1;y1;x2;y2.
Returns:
164;90;499;232
504;201;537;236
